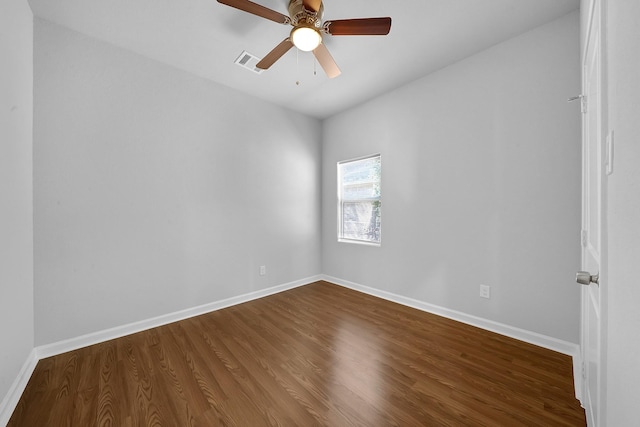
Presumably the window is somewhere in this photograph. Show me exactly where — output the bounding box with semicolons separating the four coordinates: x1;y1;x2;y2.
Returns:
338;154;381;245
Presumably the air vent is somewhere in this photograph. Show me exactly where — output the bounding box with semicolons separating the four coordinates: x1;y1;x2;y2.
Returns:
234;51;264;74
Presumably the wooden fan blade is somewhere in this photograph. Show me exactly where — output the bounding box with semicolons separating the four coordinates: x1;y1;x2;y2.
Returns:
313;43;341;79
303;0;322;13
256;38;294;69
217;0;290;24
325;17;392;36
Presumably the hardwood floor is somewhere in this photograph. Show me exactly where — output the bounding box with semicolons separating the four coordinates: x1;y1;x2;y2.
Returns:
9;281;586;426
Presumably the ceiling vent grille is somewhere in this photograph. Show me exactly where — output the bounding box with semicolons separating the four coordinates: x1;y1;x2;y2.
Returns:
234;51;264;74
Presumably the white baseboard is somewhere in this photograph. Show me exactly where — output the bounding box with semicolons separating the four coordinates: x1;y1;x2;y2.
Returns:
0;348;38;427
37;275;321;359
322;275;581;359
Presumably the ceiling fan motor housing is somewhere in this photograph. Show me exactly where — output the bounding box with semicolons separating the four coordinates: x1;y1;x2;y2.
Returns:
288;0;323;28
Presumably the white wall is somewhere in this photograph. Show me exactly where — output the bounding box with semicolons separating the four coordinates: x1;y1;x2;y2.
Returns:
33;19;322;346
604;1;640;424
322;12;582;343
0;0;34;408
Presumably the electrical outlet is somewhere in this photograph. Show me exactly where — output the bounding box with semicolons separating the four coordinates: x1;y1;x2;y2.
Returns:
479;284;491;299
259;265;266;276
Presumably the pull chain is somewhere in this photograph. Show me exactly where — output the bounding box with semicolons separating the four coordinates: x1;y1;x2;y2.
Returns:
296;48;300;86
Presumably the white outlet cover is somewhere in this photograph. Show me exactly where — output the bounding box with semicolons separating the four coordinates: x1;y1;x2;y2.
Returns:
479;285;491;299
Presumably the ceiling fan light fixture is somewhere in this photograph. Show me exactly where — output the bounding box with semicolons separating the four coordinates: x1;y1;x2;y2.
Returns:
291;26;321;51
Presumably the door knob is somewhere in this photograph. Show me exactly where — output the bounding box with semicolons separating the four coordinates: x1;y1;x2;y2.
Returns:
576;271;599;285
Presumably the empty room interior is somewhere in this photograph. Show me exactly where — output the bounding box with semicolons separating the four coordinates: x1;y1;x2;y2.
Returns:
2;0;639;425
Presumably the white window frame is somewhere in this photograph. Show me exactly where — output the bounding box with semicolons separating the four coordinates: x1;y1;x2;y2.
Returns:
337;154;381;246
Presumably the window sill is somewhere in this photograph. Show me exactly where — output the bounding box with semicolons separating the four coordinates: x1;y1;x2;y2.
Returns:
338;238;381;247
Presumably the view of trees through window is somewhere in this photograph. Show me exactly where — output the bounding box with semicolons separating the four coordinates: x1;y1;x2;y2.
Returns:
338;155;381;244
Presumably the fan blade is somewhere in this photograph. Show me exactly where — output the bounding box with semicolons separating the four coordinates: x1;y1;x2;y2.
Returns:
325;17;392;36
303;0;322;13
217;0;290;24
313;43;341;78
256;38;294;69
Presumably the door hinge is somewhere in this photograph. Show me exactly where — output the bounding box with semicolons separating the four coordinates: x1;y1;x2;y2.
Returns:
581;230;588;247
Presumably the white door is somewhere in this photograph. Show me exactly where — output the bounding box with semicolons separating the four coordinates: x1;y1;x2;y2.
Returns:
580;1;605;425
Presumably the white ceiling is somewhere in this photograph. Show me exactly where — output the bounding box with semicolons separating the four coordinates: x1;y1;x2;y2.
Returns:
27;0;579;119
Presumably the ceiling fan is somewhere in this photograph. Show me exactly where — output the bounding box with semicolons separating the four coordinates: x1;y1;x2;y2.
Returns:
217;0;392;78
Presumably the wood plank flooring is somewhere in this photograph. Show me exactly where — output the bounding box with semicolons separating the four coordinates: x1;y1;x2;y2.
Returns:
9;281;586;426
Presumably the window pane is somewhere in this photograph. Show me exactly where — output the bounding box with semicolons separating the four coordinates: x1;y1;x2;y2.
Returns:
341;156;381;199
342;201;381;242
